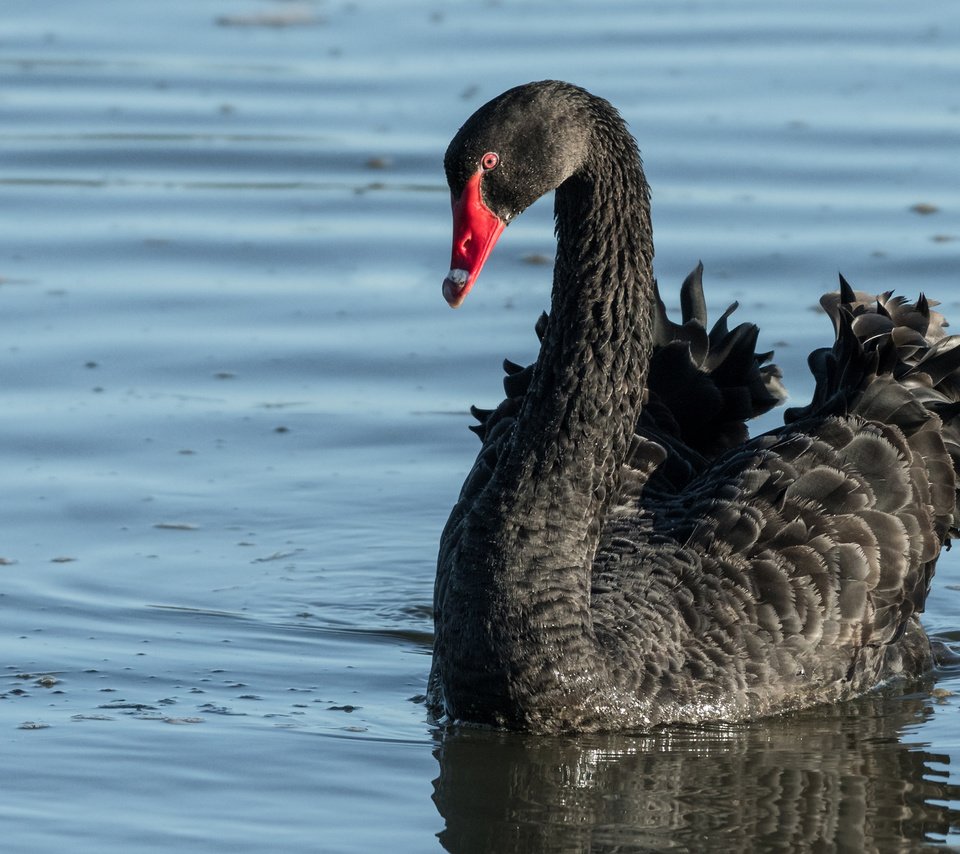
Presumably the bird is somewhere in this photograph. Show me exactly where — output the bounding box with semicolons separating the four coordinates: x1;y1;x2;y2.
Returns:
428;80;960;733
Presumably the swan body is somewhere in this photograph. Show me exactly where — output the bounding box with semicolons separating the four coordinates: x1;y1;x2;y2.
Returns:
429;80;960;733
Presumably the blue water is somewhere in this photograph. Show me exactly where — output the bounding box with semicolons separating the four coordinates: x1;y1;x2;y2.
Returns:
2;1;959;851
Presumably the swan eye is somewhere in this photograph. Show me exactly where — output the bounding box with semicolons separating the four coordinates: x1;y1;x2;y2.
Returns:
481;152;499;171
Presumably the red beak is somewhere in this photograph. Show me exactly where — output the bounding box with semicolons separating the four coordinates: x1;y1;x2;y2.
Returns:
442;171;506;308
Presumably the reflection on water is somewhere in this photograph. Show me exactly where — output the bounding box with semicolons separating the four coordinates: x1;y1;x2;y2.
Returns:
434;688;960;852
3;0;960;851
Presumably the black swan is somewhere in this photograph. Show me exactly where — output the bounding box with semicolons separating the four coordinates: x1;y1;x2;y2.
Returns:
429;80;960;733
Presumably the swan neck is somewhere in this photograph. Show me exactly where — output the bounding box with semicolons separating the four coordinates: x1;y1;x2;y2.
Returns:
494;127;655;567
532;136;655;483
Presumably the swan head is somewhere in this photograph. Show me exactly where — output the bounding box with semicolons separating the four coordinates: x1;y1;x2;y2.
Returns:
441;80;593;307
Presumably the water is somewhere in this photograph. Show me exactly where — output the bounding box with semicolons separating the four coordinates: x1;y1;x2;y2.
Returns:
2;1;959;851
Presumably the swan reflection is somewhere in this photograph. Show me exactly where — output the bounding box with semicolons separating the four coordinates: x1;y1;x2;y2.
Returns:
432;687;960;852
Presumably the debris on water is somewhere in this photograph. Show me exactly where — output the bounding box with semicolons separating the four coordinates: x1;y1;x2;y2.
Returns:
18;721;50;730
50;556;77;563
153;522;199;531
522;252;551;265
98;702;158;712
251;549;302;563
197;703;247;716
35;675;59;688
910;202;940;215
215;6;321;28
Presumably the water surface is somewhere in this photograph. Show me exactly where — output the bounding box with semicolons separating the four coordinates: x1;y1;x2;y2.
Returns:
2;1;960;851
